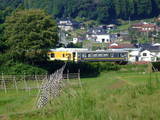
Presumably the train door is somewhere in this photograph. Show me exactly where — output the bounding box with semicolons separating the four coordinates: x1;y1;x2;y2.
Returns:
73;52;76;61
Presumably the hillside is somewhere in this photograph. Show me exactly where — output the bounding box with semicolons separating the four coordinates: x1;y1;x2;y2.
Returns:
1;0;160;23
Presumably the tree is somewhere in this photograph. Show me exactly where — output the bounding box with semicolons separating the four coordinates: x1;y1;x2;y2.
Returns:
4;9;58;63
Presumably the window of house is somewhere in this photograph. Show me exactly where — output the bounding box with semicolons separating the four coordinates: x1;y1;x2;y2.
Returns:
102;39;105;42
143;53;147;56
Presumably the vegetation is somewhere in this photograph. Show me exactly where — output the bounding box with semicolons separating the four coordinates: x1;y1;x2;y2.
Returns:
1;0;160;24
4;9;58;64
1;64;160;120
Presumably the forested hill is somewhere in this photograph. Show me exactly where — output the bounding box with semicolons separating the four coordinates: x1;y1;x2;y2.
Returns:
1;0;160;23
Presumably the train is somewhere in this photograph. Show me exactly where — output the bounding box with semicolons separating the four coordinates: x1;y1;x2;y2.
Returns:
47;48;128;64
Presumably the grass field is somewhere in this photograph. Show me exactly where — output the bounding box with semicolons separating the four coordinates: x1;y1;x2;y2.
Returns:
1;65;160;120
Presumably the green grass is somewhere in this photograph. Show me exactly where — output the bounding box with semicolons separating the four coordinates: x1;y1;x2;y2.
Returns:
1;65;160;120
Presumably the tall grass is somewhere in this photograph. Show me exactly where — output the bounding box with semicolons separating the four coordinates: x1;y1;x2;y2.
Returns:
1;65;160;120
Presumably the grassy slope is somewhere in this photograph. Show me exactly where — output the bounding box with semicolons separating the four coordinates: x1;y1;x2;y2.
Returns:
1;66;160;120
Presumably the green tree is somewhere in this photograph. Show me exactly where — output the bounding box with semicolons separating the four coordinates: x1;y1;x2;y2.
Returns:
4;9;58;63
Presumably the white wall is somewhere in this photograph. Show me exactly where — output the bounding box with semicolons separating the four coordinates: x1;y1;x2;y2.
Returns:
96;34;111;43
139;50;156;62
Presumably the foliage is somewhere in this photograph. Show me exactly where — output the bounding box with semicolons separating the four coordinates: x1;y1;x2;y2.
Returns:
4;9;58;63
66;42;82;48
1;68;160;119
37;61;120;76
1;0;160;24
0;61;47;75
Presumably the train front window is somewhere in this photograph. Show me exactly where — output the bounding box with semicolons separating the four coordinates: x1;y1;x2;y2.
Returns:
51;53;55;58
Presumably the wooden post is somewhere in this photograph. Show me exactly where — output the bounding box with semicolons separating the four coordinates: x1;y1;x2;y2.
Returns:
23;73;30;95
78;69;82;89
35;74;39;89
67;69;70;83
2;73;7;93
13;75;18;93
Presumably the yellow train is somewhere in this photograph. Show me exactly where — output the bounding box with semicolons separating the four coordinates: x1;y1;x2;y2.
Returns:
48;48;128;63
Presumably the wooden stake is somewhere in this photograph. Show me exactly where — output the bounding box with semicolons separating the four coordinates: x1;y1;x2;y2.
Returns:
23;73;30;95
67;69;70;83
78;69;82;89
2;73;7;93
13;75;18;93
35;74;39;89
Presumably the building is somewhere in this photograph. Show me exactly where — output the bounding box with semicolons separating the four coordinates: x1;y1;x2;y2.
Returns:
131;22;157;32
139;50;157;62
95;34;111;43
58;19;82;31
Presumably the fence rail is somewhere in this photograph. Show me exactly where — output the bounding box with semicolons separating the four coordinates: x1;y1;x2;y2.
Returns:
0;71;80;94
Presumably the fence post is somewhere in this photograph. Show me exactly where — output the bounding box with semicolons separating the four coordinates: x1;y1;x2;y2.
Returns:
78;69;82;89
13;75;18;93
35;74;39;89
23;73;30;95
2;73;7;93
67;69;70;83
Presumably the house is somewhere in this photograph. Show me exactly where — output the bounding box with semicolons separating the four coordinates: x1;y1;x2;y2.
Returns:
129;50;140;62
72;37;85;44
58;19;82;31
106;24;117;30
136;43;160;62
96;34;111;43
131;22;157;32
86;27;114;43
109;43;135;49
86;27;107;41
139;50;157;62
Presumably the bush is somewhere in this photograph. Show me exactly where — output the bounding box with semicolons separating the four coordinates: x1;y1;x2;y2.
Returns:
0;62;47;75
152;62;160;71
37;61;120;76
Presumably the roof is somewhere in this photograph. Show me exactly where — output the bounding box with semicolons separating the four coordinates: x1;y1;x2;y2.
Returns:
109;44;135;49
138;43;160;51
50;48;88;52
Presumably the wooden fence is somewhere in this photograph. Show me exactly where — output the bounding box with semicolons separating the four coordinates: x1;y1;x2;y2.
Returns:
0;70;81;94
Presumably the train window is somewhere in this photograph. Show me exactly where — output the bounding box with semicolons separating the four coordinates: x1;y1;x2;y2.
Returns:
104;53;109;57
93;53;98;57
98;53;103;57
110;53;114;57
51;53;55;58
62;54;65;57
87;53;92;58
82;53;86;58
114;53;120;57
120;53;127;57
77;53;81;58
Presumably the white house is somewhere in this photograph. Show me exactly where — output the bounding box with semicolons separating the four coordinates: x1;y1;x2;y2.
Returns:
72;38;78;44
95;34;111;43
128;50;140;62
139;50;157;62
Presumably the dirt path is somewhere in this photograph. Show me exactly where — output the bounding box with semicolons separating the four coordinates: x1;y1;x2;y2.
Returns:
108;76;135;89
